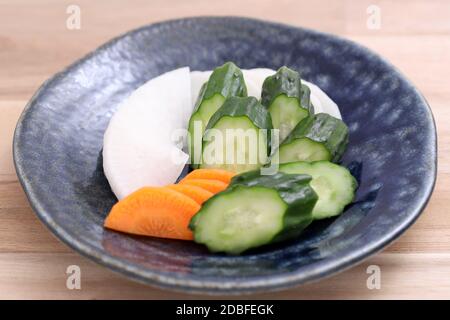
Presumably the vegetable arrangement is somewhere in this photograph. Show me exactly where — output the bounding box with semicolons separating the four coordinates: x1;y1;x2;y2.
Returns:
103;62;357;254
104;169;236;240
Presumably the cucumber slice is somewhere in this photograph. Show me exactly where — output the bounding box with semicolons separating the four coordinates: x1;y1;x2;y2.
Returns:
301;84;315;115
280;161;357;219
190;171;318;254
274;138;331;163
268;95;309;142
261;66;310;141
191;186;287;254
188;62;247;167
201;96;272;173
274;113;349;164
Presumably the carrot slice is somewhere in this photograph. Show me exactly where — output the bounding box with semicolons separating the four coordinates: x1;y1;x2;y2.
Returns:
167;184;214;205
181;169;236;184
179;178;228;194
104;187;200;240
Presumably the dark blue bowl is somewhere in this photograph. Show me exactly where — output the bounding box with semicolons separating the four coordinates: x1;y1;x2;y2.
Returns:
13;17;437;294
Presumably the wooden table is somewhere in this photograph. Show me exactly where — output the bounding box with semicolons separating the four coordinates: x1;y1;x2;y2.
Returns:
1;0;449;299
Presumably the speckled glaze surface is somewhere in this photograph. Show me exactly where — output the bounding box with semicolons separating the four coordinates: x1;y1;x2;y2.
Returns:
13;17;436;294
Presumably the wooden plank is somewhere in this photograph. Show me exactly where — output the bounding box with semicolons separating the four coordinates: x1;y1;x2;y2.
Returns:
344;0;450;35
0;101;26;180
0;0;449;298
2;1;449;100
0;252;449;299
0;207;69;253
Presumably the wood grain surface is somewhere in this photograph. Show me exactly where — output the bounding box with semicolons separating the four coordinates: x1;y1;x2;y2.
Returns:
0;0;448;299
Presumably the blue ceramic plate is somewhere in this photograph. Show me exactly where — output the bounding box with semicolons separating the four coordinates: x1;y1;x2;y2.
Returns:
13;17;436;294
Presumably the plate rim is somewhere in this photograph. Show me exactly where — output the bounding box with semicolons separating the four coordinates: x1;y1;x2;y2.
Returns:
13;16;438;294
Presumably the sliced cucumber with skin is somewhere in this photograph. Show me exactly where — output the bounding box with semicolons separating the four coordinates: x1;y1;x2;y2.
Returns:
190;171;318;254
301;84;315;115
276;138;331;162
188;62;247;167
201;96;272;173
273;113;349;164
280;161;357;219
261;67;310;142
268;95;309;143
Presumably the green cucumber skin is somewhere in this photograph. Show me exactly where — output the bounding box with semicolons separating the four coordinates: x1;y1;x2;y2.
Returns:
189;83;208;169
206;96;272;131
203;62;247;100
189;171;318;253
188;62;247;167
261;66;302;108
283;113;349;162
194;62;247;113
229;171;318;242
192;82;208;114
301;84;315;114
204;96;273;152
260;67;312;143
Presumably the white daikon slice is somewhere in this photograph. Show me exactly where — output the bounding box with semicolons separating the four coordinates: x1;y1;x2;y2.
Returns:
103;67;191;199
303;80;342;119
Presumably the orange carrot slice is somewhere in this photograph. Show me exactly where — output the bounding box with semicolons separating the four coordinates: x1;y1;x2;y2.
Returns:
181;169;236;184
179;178;228;194
104;187;200;240
167;184;214;205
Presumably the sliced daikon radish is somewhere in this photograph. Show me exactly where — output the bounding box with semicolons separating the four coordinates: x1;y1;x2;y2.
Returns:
103;67;192;199
104;136;189;200
309;91;323;114
242;69;274;98
190;70;211;106
242;68;275;98
303;80;341;119
241;78;260;99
